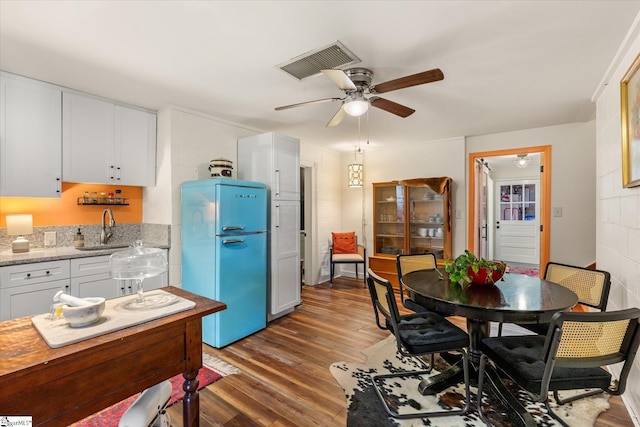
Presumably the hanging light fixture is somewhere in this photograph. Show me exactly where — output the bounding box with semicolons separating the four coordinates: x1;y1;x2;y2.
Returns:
513;154;531;168
348;147;363;187
343;92;369;117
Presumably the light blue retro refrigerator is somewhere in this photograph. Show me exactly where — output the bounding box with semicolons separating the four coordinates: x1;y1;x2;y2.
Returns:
181;178;267;348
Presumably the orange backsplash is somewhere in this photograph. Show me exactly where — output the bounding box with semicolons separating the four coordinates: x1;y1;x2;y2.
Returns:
0;183;142;227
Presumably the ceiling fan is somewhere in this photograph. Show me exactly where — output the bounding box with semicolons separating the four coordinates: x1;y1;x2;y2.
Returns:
275;67;444;127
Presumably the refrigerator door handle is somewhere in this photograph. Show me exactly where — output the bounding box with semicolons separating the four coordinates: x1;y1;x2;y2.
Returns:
222;239;245;245
222;226;245;231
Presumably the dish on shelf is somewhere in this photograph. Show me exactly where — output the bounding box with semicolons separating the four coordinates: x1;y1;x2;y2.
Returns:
385;197;396;202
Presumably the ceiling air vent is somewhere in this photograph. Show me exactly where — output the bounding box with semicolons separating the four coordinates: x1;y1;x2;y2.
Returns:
277;41;360;81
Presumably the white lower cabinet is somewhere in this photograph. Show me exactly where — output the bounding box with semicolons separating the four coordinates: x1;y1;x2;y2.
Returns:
0;260;71;321
69;254;167;299
0;251;168;320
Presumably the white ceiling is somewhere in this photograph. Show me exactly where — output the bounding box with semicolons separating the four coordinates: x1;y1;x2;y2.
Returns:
1;1;639;152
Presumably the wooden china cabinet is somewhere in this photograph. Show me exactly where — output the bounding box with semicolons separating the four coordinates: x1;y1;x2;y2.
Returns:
369;177;452;289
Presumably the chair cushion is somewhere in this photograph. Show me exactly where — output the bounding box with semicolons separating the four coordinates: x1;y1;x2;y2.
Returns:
480;335;611;393
332;253;364;262
396;312;470;354
332;231;356;254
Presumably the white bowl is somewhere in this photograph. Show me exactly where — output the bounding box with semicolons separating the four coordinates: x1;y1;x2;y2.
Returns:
63;297;106;328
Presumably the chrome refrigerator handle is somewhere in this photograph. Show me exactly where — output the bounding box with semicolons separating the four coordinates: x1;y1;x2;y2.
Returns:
222;239;245;245
222;226;245;231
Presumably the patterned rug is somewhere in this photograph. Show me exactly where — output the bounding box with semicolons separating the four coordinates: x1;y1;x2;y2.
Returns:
330;336;610;426
72;353;238;426
505;265;539;277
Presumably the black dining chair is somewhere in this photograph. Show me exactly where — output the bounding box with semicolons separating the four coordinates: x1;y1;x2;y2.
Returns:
396;253;438;313
477;308;640;427
366;268;471;419
497;261;611;336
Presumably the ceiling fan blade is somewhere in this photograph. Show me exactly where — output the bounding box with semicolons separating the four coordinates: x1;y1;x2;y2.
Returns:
326;106;346;127
372;68;444;94
321;69;357;91
275;97;342;111
369;97;415;118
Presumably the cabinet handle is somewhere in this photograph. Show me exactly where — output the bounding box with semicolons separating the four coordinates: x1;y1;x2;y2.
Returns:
56;175;61;193
26;273;31;278
275;169;280;197
275;204;280;228
46;271;50;275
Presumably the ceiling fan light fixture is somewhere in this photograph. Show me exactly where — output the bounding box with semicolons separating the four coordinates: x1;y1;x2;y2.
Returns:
343;92;369;117
514;154;531;168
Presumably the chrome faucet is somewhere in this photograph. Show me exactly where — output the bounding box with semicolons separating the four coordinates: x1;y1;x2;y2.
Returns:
100;208;116;245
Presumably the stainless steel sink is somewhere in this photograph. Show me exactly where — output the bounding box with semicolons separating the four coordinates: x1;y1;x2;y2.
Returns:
75;244;131;251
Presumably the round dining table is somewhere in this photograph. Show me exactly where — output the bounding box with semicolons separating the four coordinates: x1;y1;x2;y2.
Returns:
400;268;579;426
401;268;579;357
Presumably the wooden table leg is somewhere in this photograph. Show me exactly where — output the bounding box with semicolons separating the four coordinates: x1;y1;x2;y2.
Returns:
183;318;203;427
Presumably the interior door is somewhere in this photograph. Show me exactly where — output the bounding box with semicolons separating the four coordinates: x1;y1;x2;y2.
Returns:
495;180;540;264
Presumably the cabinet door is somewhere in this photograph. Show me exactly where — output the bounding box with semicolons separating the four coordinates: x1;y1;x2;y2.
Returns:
115;105;156;186
62;92;114;183
0;72;62;197
273;134;299;200
1;279;71;321
373;182;406;256
71;272;123;300
408;186;447;259
270;200;300;314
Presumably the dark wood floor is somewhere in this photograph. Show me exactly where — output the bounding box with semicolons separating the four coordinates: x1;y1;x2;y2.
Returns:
167;277;634;426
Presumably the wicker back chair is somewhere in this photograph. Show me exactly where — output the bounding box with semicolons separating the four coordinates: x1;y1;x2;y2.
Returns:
396;253;437;313
366;269;470;419
498;262;611;336
478;308;640;426
521;262;611;335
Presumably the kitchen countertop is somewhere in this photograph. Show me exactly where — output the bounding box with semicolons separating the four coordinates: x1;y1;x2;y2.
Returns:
0;243;170;267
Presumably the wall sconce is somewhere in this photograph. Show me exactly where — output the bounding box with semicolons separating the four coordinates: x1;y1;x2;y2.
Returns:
513;154;531;168
6;214;33;253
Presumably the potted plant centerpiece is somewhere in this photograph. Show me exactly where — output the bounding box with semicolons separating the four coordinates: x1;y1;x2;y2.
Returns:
445;250;506;286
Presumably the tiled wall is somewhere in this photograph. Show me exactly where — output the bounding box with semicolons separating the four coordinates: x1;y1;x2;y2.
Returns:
0;223;170;249
595;26;640;424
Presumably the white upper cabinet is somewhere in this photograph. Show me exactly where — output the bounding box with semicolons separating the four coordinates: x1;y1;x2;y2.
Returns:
63;91;156;186
0;72;62;197
237;132;300;200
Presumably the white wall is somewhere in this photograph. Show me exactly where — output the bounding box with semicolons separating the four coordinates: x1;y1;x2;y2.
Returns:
594;20;640;424
467;121;597;267
338;137;466;277
144;105;343;286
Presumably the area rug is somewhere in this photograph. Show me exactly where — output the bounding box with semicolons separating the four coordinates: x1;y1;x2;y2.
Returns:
506;265;539;277
330;336;610;426
72;353;238;426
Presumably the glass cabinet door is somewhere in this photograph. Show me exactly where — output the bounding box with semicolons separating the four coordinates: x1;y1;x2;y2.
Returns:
373;177;452;261
408;186;446;259
373;183;405;256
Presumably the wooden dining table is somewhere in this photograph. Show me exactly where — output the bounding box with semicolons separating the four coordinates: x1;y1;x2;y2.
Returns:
0;286;226;427
401;268;579;426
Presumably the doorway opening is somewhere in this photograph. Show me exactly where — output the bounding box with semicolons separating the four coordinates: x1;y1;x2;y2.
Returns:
300;164;314;286
468;146;551;275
